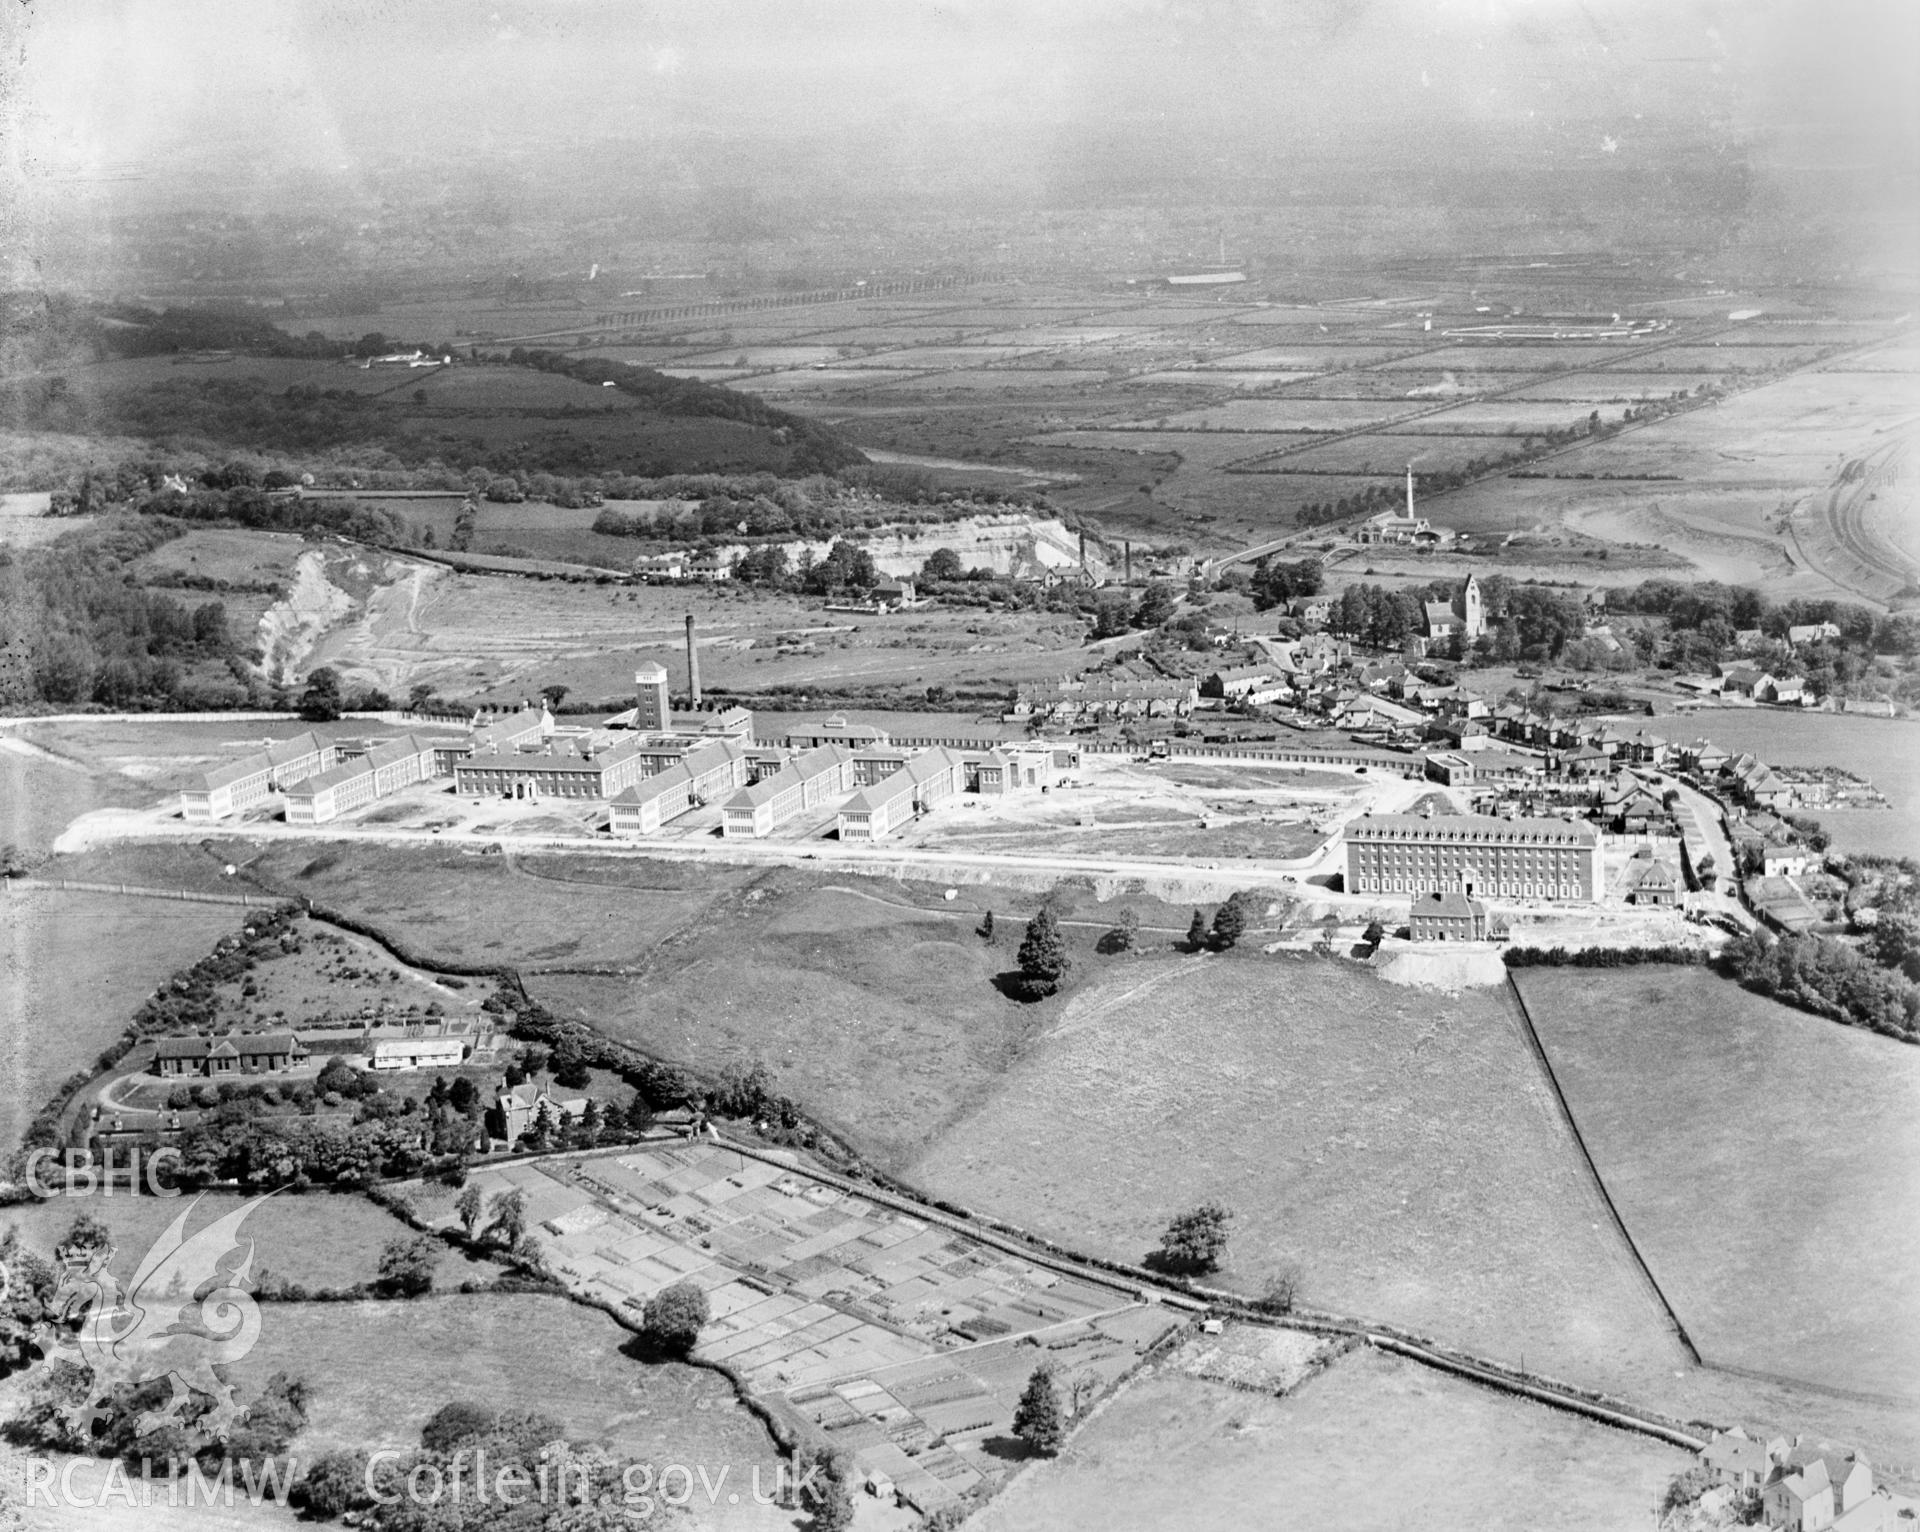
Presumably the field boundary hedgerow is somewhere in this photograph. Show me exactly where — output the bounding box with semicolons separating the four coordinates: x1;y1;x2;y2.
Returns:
1501;973;1702;1366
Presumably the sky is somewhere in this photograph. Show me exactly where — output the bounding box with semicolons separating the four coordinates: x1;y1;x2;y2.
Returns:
1;1;1914;251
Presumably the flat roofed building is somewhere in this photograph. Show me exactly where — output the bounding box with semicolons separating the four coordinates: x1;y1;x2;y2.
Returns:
1346;812;1599;902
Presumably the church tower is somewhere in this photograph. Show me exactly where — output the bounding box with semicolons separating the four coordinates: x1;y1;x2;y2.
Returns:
1460;573;1485;640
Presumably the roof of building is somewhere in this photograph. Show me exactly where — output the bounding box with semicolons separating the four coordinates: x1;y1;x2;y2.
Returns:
1702;1431;1772;1476
1411;890;1487;919
198;751;273;792
1423;601;1459;627
1349;812;1597;846
609;763;694;806
153;1031;304;1059
265;731;328;767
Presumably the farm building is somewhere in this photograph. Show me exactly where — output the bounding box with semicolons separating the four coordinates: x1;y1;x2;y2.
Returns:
721;745;857;838
285;735;437;824
1408;890;1490;941
150;1032;310;1078
1346;812;1600;901
837;748;968;841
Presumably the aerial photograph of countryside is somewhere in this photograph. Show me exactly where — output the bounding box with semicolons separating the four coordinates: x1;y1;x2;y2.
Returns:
0;1;1916;1528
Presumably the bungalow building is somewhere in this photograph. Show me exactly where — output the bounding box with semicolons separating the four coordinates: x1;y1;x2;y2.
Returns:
150;1032;310;1078
1408;890;1490;941
285;735;438;824
784;714;892;751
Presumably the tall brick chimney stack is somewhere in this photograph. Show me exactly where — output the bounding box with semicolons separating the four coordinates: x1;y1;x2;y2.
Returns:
685;613;701;709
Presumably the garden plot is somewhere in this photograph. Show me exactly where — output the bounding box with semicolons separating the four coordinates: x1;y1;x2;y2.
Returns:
1079;304;1266;327
434;1141;1163;1516
975;326;1142;347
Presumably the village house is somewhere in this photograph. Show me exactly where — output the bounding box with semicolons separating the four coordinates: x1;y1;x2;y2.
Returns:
1763;1444;1878;1531
1346;813;1600;901
150;1032;310;1078
487;1078;589;1146
1787;621;1842;647
1408;889;1490;941
1699;1429;1786;1494
1624;852;1681;906
1204;664;1288;706
1287;595;1332;627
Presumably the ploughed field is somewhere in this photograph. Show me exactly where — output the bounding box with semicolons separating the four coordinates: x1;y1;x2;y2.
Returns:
1514;965;1920;1406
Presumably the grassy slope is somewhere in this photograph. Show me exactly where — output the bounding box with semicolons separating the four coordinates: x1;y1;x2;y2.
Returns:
1515;965;1920;1404
525;875;1056;1168
909;956;1680;1389
972;1347;1688;1532
237;1292;782;1469
0;891;247;1152
0;1190;441;1293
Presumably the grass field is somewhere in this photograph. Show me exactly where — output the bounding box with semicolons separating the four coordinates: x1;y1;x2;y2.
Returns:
972;1347;1689;1532
1514;964;1920;1404
524;871;1068;1167
0;1189;445;1293
0;891;248;1153
233;841;758;968
909;957;1686;1392
236;1292;789;1482
0;744;156;855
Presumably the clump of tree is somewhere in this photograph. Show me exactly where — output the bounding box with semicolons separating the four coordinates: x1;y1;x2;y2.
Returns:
374;1234;441;1299
1014;905;1072;999
642;1279;711;1357
1210;891;1262;951
1723;930;1919;1041
1248;556;1324;613
1011;1365;1067;1456
1155;1203;1233;1275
